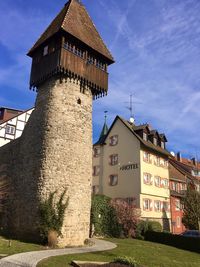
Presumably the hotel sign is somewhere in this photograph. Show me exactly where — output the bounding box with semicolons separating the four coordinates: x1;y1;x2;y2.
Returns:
120;163;139;171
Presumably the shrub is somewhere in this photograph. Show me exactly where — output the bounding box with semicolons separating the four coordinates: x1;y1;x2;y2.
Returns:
136;220;162;239
148;221;162;232
38;189;69;244
91;195;121;237
113;256;140;267
145;231;200;253
110;198;140;238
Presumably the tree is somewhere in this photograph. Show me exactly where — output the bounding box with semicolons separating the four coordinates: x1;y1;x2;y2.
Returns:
110;198;140;237
181;185;200;230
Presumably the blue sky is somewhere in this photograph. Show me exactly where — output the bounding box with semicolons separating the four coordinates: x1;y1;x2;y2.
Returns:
0;0;200;158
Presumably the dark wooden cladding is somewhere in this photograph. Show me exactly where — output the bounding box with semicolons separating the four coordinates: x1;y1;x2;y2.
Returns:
30;49;61;88
30;45;109;97
60;48;108;91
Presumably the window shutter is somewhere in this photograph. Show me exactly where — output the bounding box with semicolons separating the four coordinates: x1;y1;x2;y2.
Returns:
150;200;153;211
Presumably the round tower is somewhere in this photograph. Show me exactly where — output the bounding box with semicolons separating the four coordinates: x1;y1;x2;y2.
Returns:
8;0;114;246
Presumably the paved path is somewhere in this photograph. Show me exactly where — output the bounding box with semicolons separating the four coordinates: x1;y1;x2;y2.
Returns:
0;239;116;267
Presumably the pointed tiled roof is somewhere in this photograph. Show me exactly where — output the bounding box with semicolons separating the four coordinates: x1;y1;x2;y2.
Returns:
28;0;114;63
95;121;109;145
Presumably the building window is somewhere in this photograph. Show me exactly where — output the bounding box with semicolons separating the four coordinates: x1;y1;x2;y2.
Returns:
162;201;170;212
153;137;157;146
143;151;151;163
154;200;161;212
154;156;160;166
109;135;118;146
177;216;181;228
43;45;48;56
161;141;165;149
109;174;118;186
180;183;186;191
5;125;16;135
92;185;99;194
143;199;152;211
93;166;100;176
126;197;134;205
161;178;169;188
164;159;168;167
143;173;152;185
175;199;181;211
110;154;118;166
154;176;161;187
93;147;100;157
143;132;147;141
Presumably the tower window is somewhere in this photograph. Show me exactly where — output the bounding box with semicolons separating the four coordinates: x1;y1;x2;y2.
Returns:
5;124;16;135
43;45;49;56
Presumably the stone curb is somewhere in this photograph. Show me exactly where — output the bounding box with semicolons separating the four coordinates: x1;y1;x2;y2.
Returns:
0;239;117;267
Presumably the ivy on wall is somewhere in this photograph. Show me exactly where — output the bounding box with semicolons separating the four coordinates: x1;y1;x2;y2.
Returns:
91;194;121;237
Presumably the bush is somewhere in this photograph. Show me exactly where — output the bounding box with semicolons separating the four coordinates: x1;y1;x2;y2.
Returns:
91;195;121;237
136;220;162;239
145;231;200;253
113;256;140;267
110;198;140;238
38;189;69;244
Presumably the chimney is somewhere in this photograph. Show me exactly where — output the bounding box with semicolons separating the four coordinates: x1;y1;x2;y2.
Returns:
191;157;196;166
177;152;182;162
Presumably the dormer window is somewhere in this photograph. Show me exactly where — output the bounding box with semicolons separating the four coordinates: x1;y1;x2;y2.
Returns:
143;132;147;141
43;45;48;56
153;137;157;146
161;141;165;149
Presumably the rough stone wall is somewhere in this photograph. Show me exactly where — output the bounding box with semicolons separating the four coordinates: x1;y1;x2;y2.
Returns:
0;77;93;246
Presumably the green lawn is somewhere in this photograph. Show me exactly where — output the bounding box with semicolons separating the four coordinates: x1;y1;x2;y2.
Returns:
0;236;44;256
37;238;200;267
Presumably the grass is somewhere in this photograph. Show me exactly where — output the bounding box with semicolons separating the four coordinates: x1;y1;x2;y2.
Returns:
37;238;200;267
0;235;44;256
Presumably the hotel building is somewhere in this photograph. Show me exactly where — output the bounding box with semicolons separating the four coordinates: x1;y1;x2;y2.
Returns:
93;116;171;230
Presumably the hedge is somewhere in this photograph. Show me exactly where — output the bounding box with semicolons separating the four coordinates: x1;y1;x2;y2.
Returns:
145;231;200;253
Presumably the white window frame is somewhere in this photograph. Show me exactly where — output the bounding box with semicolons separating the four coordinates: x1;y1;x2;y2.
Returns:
143;173;152;185
143;132;147;141
143;151;151;163
93;166;100;176
110;154;118;166
109;174;118;186
5;124;16;135
109;135;118;146
154;176;161;187
154;200;161;212
93;147;100;157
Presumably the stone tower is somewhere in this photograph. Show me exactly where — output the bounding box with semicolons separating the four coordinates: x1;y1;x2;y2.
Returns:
0;0;113;246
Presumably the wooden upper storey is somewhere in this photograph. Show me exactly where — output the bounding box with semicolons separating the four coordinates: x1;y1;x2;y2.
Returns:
28;0;114;97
